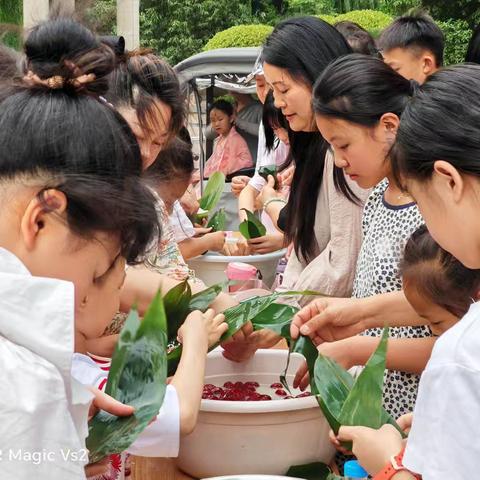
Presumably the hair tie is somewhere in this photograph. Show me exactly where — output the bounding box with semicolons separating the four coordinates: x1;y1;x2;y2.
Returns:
23;70;96;91
409;79;420;96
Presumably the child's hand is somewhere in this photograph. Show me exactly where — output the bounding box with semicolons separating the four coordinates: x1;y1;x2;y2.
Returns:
259;175;282;206
293;360;310;391
334;424;405;476
231;175;250;197
397;412;414;434
205;231;227;252
178;309;227;349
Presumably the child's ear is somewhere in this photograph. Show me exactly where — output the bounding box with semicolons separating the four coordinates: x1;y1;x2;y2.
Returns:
379;112;400;140
422;54;437;76
20;189;68;250
432;160;464;203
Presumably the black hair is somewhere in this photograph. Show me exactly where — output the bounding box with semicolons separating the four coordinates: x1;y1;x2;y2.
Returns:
313;54;413;128
334;21;379;56
466;24;480;64
378;11;445;67
209;99;234;117
106;48;184;141
262;16;355;262
0;17;159;264
262;90;289;152
402;225;480;318
144;138;194;184
0;44;21;83
391;64;480;189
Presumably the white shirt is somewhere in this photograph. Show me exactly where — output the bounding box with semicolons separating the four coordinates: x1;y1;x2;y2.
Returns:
170;201;195;243
71;353;180;458
0;248;91;479
404;301;480;478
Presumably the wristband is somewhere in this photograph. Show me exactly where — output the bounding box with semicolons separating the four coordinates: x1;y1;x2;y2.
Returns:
373;448;421;480
263;197;287;209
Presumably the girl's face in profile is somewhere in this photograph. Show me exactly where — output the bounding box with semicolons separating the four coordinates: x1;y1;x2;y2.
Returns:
316;113;398;189
210;108;233;137
263;62;315;133
405;162;480;269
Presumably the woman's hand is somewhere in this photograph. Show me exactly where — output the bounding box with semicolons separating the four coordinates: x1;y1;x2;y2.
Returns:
221;327;282;362
334;424;405;476
223;238;250;256
293;337;360;390
290;297;368;344
231;175;250;197
247;232;285;254
278;165;295;188
259;175;283;206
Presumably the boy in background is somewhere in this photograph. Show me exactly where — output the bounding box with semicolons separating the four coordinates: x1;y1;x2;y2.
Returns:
379;11;444;84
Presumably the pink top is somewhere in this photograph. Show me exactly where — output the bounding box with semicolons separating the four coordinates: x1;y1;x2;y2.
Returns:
204;126;253;178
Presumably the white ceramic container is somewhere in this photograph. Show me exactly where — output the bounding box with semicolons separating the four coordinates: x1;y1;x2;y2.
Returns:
177;349;335;478
187;250;286;288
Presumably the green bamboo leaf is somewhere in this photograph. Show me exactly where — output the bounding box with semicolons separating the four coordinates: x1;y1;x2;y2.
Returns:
239;208;267;239
163;280;192;343
199;171;225;211
87;292;168;463
339;327;402;434
251;303;297;337
258;164;279;189
314;354;355;434
287;462;344;480
207;208;226;232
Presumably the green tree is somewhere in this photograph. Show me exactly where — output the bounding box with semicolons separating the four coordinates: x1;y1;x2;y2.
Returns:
0;0;22;48
421;0;479;27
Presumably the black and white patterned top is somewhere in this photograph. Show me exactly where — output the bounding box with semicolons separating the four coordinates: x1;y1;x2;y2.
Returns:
353;179;432;418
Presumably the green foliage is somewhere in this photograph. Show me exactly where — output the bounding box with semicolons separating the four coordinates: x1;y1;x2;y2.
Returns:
438;19;472;65
140;0;253;65
204;24;273;51
0;0;22;49
330;9;393;36
421;0;480;27
378;0;421;15
239;208;267;239
83;0;116;35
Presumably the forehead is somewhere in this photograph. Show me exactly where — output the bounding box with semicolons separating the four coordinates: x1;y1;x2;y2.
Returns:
382;47;418;65
263;62;294;85
120;99;172;139
210;108;227;117
315;115;361;140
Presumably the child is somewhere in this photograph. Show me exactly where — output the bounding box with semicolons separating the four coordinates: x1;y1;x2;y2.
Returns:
0;17;159;478
203;99;253;178
307;54;433;422
378;11;444;84
72;252;227;480
320;64;480;479
334;20;379;56
144;139;226;276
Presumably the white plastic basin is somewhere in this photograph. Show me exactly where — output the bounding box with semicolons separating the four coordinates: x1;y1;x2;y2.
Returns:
187;249;286;288
177;349;335;478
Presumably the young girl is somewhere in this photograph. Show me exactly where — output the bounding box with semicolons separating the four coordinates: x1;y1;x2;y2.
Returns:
144;139;226;280
310;64;480;479
0;17;159;478
203;99;253;178
294;55;433;424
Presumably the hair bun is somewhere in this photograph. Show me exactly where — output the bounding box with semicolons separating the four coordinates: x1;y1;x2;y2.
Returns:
24;17;116;96
409;78;421;96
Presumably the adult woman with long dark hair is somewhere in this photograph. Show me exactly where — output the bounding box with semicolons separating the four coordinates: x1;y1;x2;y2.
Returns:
261;17;369;302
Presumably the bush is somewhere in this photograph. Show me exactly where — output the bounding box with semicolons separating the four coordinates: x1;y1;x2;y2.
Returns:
332;9;393;36
318;14;338;24
204;24;274;51
438;19;472;65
